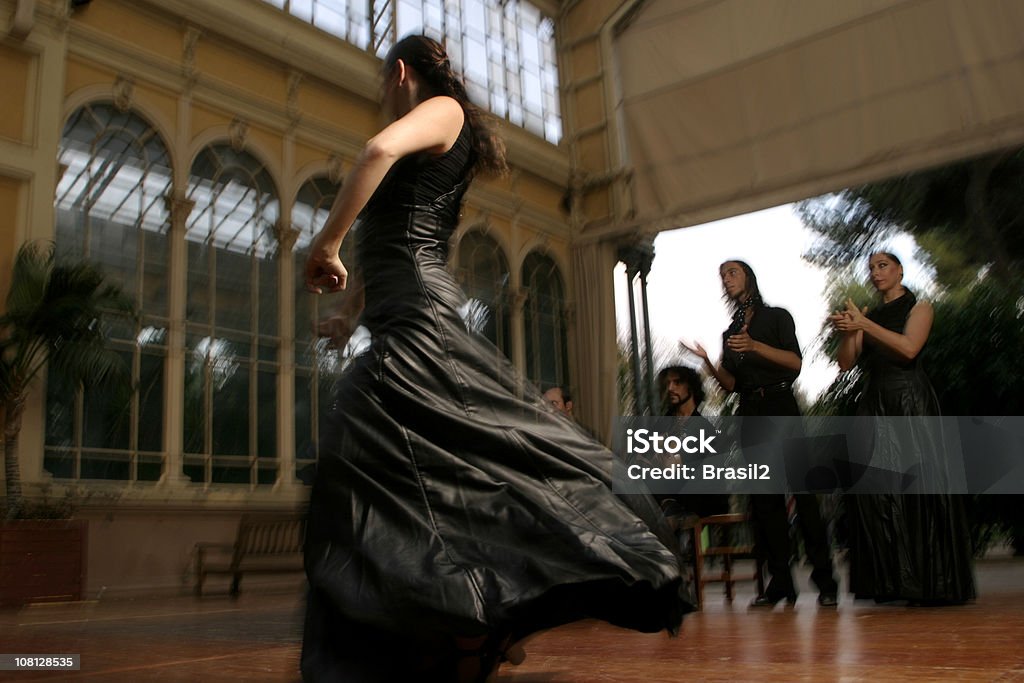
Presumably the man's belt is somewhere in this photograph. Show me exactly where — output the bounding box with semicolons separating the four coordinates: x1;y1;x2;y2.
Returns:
740;381;792;399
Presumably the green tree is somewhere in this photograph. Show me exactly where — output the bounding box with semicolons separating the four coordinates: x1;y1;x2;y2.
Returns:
1;242;133;520
808;276;876;416
800;148;1024;553
801;146;1024;415
799;148;1024;285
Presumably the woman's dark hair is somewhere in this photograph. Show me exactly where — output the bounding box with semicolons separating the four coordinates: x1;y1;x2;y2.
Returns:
384;35;508;177
720;259;764;313
871;251;903;266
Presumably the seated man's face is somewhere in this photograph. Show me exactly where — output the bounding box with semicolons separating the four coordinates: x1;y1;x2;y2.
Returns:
543;387;572;417
663;372;691;409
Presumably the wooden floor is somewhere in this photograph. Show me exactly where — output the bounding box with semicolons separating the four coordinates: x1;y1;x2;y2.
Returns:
2;555;1022;682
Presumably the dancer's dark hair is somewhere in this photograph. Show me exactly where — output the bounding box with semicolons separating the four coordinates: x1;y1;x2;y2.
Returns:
384;35;508;177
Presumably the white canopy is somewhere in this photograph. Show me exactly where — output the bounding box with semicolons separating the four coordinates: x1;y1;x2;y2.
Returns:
612;0;1024;232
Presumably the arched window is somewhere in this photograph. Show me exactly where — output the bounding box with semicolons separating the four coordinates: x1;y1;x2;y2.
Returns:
522;251;568;389
456;230;511;357
260;0;562;143
46;103;172;481
184;145;280;485
292;175;360;480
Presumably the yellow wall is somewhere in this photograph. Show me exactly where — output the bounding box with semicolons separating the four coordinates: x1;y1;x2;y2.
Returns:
518;171;567;217
0;43;32;143
65;57;116;96
299;79;379;138
0;176;23;306
197;40;289;105
190;104;232;140
72;1;182;64
560;0;626;234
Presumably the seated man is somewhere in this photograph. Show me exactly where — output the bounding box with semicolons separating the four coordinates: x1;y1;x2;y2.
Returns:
542;385;574;420
656;365;730;520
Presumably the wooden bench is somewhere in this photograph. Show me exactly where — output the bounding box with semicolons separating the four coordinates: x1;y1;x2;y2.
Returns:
194;513;307;597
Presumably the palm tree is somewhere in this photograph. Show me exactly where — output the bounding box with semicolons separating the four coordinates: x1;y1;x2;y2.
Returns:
1;242;134;520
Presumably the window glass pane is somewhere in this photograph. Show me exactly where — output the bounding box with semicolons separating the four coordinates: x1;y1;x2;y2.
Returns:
138;454;162;482
458;231;510;355
183;457;204;483
81;451;130;480
259;236;279;339
313;0;347;37
522;251;568;388
290;0;313;22
293;175;355;465
215;247;253;332
82;349;133;452
294;176;343;350
212;358;250;456
187;240;211;325
212;457;250;485
44;449;75;479
184;332;208;455
143;229;169;318
258;463;278;485
186;145;279;474
396;0;423;37
259;0;561;142
423;1;443;35
139;350;165;452
46;372;74;449
258;368;278;458
49;103;172;481
295;371;313;459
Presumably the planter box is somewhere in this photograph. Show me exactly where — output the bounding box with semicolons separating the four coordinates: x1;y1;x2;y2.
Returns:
0;520;88;606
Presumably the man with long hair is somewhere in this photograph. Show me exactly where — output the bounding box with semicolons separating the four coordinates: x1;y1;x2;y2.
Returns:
684;260;838;608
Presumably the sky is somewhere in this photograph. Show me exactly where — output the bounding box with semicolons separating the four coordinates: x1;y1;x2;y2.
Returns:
613;204;932;404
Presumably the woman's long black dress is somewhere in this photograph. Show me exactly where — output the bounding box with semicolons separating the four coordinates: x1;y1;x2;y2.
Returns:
301;124;689;681
846;291;975;603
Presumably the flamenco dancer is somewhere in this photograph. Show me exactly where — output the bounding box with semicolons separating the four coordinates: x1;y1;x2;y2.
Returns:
301;35;690;682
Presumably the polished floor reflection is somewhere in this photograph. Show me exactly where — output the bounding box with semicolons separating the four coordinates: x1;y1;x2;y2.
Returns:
2;555;1022;681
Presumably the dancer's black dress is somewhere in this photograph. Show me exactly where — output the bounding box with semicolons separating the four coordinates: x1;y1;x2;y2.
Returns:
301;123;689;681
846;290;975;603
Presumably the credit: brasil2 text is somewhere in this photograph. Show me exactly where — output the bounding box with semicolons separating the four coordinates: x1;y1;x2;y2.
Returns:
626;463;772;481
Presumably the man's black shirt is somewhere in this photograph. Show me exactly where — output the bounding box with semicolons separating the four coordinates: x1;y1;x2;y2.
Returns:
721;305;801;391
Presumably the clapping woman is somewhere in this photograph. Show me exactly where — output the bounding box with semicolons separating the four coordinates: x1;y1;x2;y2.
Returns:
830;251;975;604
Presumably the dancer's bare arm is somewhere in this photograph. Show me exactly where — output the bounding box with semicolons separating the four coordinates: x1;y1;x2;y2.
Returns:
306;96;464;294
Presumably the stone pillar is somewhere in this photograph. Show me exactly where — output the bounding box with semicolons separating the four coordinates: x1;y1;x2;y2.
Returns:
570;241;619;444
510;286;529;383
275;221;300;489
617;239;656;416
637;250;658;414
621;256;644;415
159;193;193;486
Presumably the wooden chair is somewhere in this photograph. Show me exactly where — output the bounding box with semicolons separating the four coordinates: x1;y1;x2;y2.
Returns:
690;513;764;609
